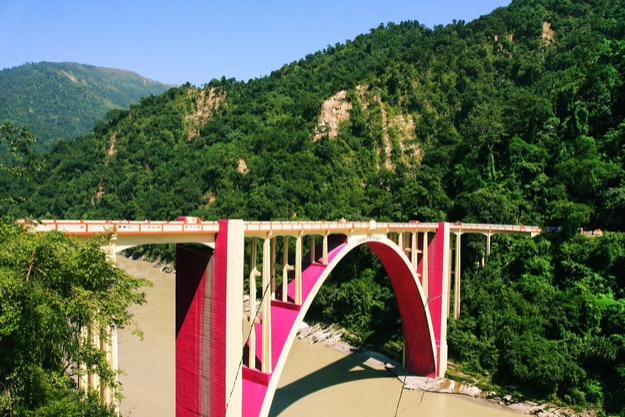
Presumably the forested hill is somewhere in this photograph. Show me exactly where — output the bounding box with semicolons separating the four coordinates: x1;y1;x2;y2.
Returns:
0;62;172;150
4;0;625;413
6;0;623;232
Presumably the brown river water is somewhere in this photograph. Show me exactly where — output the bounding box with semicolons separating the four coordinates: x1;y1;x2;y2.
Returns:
116;256;521;417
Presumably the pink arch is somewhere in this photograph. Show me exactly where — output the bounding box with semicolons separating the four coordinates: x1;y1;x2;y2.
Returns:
365;241;437;376
242;235;437;417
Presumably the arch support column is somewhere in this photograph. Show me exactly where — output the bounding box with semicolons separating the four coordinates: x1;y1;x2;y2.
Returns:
427;223;450;378
453;232;462;320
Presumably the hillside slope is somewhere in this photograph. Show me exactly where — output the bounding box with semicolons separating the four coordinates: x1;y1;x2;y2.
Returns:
11;0;624;231
0;62;173;150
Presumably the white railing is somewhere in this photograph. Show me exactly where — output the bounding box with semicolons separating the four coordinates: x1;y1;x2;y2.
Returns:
17;219;220;235
449;222;541;235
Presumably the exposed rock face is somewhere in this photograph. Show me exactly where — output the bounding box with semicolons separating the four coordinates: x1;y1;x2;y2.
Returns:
313;90;352;141
185;86;226;140
237;158;249;174
312;86;422;172
542;21;555;46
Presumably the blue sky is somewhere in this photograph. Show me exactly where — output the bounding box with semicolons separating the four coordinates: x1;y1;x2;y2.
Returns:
1;0;510;86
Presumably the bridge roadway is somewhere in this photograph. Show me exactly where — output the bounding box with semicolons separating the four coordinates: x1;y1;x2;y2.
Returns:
23;218;540;242
21;218;541;417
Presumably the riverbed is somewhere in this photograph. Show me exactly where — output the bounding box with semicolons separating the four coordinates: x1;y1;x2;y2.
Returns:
116;256;520;417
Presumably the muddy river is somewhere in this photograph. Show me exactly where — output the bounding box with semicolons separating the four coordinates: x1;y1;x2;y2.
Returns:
116;256;520;417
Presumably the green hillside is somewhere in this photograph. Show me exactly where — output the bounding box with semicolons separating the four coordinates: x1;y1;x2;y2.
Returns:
3;0;625;413
0;62;173;150
12;1;625;230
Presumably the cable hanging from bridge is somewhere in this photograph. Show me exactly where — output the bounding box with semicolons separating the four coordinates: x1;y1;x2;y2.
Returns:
225;276;273;415
392;292;444;417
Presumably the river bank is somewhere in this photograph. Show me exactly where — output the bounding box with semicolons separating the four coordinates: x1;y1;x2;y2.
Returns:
293;323;597;417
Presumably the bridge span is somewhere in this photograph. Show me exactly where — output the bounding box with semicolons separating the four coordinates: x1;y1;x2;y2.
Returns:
23;218;540;417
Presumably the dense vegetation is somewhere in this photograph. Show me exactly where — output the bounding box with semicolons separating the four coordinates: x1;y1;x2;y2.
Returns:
0;62;172;151
2;0;625;414
449;231;625;411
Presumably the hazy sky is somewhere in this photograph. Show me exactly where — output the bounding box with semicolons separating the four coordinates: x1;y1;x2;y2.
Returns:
1;0;511;86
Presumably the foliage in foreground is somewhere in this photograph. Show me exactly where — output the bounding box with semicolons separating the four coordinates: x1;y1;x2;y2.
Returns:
0;221;149;416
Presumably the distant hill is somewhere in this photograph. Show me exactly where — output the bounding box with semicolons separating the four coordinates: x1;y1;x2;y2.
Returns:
0;62;173;150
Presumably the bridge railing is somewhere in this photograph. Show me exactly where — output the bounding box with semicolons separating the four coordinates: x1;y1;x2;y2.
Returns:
242;220;442;237
18;217;541;237
449;222;541;235
16;219;221;235
19;218;541;237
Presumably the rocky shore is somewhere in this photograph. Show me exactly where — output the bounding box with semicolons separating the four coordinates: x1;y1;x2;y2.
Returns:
296;322;597;417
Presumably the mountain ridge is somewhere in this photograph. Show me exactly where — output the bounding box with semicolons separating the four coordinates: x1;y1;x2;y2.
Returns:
0;61;174;150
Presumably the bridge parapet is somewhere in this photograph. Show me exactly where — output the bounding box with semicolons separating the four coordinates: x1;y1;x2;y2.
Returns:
449;222;541;236
18;219;221;235
242;219;442;237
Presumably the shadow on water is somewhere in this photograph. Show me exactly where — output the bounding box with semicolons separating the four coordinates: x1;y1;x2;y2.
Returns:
269;349;397;417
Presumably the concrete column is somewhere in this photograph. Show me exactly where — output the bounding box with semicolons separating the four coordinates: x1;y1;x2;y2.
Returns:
453;232;462;320
427;223;450;378
482;232;492;267
175;219;244;417
110;326;118;412
247;240;259;371
411;231;418;270
261;236;272;373
421;231;429;297
270;237;277;299
222;220;244;417
295;233;303;305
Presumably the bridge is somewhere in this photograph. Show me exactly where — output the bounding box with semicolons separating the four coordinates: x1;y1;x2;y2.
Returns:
25;218;540;417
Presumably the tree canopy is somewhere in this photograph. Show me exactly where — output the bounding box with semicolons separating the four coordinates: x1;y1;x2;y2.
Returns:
0;222;149;416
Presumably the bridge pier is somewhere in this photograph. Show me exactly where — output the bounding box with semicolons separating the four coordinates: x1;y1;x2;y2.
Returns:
175;220;244;417
424;223;450;378
483;231;492;266
452;231;462;320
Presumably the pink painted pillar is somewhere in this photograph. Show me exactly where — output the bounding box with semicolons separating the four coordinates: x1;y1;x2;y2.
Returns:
176;220;244;417
425;222;450;377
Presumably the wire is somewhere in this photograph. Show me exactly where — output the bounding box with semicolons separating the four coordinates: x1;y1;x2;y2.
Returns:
392;292;443;416
225;277;273;414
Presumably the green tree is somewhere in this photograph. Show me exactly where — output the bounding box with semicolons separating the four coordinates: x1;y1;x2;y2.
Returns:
0;222;149;416
0;122;41;179
0;122;42;219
